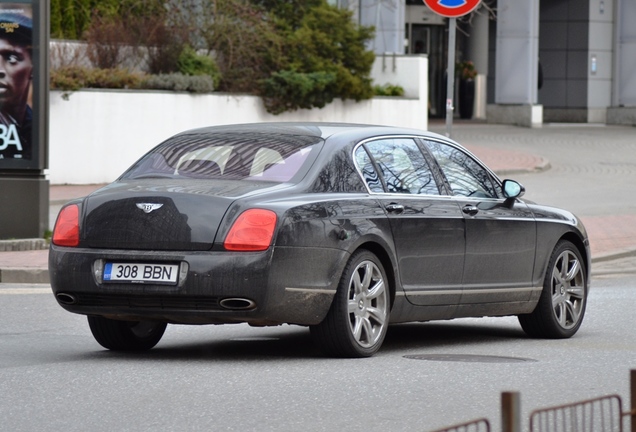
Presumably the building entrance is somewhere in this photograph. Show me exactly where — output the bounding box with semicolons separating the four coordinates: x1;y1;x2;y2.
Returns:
407;23;448;118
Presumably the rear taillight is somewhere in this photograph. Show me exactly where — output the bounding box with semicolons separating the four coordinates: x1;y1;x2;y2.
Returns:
224;209;277;252
52;204;80;247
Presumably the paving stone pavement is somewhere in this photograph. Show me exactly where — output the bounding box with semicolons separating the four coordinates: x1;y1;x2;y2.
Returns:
2;121;635;283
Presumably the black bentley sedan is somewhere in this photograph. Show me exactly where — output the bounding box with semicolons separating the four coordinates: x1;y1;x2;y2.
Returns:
49;123;590;357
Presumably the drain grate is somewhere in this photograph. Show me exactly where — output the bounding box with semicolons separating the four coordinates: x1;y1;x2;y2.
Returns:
404;354;537;363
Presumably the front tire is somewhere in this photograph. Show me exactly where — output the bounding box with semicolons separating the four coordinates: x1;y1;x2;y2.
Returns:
519;240;588;338
87;316;167;351
311;250;390;358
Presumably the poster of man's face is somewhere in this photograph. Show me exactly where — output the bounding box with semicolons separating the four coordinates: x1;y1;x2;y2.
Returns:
0;3;32;161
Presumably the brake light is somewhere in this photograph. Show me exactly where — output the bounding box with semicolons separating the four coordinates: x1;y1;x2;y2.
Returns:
224;209;277;251
52;204;80;247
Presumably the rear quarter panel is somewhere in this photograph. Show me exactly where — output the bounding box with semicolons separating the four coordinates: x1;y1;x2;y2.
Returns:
263;193;398;323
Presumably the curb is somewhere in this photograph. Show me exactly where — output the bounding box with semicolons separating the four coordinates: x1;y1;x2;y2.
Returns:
0;268;50;284
591;248;636;263
0;238;48;252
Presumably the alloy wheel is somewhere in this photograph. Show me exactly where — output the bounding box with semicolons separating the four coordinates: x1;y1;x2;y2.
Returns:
550;249;585;329
346;260;388;348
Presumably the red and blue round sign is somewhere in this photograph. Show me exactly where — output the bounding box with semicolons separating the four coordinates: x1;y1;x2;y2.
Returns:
423;0;482;18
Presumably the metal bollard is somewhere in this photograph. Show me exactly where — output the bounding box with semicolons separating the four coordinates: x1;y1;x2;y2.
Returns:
502;391;521;432
631;369;636;432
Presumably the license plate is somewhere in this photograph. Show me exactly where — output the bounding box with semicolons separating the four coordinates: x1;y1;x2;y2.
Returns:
103;263;179;285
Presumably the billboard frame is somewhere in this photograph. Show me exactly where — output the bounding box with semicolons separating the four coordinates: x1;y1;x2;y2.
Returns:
0;0;48;172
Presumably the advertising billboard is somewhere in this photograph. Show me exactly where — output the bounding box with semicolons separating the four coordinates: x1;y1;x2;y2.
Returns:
0;0;46;170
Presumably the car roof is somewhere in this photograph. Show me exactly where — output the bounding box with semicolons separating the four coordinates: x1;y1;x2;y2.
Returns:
175;122;449;144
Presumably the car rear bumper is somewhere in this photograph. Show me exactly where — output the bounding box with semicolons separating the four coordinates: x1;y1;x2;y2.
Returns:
49;245;348;326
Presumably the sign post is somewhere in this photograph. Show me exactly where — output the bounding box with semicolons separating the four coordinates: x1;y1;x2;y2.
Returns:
445;17;456;138
422;0;481;138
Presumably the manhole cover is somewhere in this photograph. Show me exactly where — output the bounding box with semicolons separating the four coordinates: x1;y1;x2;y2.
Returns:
404;354;536;363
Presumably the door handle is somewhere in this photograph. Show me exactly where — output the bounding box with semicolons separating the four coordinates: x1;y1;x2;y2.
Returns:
386;203;405;214
462;204;479;216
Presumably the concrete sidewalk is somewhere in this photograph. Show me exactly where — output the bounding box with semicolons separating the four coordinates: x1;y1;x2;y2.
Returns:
2;121;635;283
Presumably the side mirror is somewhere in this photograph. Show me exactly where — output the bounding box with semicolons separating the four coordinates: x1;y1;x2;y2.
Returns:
502;179;525;199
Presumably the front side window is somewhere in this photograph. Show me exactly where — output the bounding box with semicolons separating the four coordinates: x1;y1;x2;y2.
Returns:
355;138;440;195
425;140;499;198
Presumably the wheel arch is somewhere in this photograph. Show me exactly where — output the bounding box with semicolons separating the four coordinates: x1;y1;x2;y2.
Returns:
559;231;591;280
354;241;397;309
519;233;589;339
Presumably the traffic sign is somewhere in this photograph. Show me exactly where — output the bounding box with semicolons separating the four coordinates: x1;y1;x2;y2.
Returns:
423;0;481;18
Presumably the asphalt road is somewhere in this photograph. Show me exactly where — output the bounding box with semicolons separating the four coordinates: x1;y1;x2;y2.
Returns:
3;122;635;430
1;273;634;432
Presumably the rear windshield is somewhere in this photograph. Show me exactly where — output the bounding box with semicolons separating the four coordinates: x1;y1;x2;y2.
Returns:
121;132;323;183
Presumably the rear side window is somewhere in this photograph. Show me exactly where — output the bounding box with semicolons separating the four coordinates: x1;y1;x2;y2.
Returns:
121;132;322;183
355;138;440;195
354;148;384;193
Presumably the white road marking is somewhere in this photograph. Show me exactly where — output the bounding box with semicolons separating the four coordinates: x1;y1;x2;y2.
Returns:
0;285;51;295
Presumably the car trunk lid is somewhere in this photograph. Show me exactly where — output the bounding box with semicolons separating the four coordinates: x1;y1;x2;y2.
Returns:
80;180;281;251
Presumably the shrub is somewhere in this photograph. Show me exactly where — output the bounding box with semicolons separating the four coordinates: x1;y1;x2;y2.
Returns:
50;66;143;91
51;0;91;39
194;0;284;94
140;73;216;93
261;70;336;114
373;84;405;97
83;2;188;73
177;46;221;89
143;18;186;74
84;16;132;69
50;67;215;94
50;69;83;92
52;0;375;114
257;1;375;114
457;60;477;80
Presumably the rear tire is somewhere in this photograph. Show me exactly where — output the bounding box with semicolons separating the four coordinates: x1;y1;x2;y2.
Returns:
87;316;167;351
519;240;587;338
311;250;390;358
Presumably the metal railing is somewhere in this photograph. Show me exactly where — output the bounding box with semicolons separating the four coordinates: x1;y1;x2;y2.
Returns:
529;395;624;432
428;370;636;432
429;418;491;432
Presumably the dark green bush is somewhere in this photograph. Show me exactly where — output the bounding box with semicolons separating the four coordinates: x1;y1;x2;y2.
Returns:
373;84;405;97
257;1;375;114
261;70;337;114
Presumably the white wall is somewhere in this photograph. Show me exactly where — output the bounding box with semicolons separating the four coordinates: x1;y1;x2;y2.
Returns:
371;54;428;100
48;57;428;185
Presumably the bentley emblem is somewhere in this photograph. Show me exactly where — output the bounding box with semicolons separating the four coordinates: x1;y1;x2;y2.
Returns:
136;203;164;213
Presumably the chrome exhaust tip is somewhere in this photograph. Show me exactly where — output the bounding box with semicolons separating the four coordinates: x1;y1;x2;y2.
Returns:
219;298;257;311
56;293;78;305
